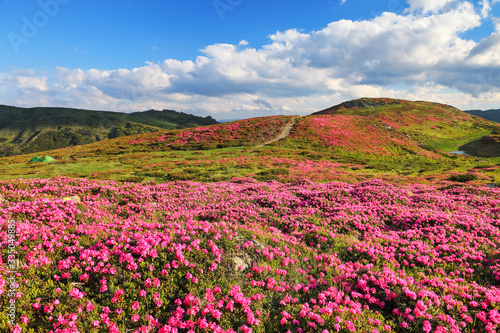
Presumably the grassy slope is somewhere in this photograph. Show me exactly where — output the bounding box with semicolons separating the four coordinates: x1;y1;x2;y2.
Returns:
0;98;498;186
0;105;218;157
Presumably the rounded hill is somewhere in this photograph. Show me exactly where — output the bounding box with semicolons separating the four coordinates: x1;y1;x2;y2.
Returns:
303;98;500;158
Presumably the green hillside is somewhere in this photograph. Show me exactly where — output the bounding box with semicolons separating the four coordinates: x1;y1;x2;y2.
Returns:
0;98;498;186
0;105;218;157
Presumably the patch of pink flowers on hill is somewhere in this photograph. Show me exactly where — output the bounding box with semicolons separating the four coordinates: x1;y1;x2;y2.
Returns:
290;115;441;159
128;116;292;147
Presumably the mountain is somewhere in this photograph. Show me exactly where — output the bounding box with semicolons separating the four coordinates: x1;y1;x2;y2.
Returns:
0;105;218;157
465;109;500;123
0;98;498;186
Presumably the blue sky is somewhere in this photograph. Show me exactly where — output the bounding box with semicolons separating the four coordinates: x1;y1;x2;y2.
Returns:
0;1;409;70
1;0;500;119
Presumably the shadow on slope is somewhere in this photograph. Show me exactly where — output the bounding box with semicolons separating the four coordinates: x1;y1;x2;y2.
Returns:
460;135;500;157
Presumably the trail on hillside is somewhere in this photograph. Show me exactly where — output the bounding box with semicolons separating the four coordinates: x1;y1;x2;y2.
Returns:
256;116;299;148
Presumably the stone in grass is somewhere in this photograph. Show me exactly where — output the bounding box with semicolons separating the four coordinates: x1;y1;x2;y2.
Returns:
236;236;265;249
9;259;26;270
62;196;81;203
232;256;250;271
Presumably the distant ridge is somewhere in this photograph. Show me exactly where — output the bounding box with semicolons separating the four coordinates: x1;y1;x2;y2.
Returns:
465;109;500;124
0;105;218;157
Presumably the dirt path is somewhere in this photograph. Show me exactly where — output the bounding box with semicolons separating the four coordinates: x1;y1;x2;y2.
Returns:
256;117;299;148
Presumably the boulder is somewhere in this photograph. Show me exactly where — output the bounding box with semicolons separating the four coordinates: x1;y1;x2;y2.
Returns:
62;196;81;203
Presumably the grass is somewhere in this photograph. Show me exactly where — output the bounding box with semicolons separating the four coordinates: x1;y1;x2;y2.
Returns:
0;143;497;187
0;98;498;187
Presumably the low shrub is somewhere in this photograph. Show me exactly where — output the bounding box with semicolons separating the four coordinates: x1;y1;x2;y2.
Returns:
448;173;478;182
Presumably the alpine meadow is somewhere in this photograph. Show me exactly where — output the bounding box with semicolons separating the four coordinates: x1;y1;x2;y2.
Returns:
2;1;500;333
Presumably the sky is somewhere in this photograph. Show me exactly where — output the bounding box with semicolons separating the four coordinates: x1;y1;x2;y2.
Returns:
1;0;500;119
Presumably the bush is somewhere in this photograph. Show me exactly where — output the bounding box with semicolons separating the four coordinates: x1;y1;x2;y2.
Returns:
482;135;500;143
448;173;477;182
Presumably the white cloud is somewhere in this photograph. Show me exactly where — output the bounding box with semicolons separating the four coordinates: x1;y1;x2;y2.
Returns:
55;63;172;101
0;0;500;117
493;17;500;32
480;0;492;18
406;0;457;14
16;75;49;91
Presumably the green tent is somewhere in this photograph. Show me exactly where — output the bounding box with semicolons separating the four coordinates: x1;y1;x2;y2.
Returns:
42;155;55;162
29;156;43;162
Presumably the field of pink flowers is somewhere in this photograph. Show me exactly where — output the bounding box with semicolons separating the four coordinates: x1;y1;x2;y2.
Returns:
1;177;500;333
128;116;292;150
289;116;441;159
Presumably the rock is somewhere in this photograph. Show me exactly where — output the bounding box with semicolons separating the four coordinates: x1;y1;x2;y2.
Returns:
232;257;249;271
62;196;81;203
250;240;265;250
230;238;266;272
70;282;85;290
9;259;26;270
235;237;266;249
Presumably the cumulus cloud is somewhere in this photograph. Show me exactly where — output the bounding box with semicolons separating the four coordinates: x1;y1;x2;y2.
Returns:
56;63;171;100
467;33;500;61
1;0;500;117
16;75;49;91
